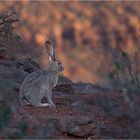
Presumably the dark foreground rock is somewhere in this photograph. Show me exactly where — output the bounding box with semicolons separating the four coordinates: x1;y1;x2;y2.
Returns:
0;56;140;139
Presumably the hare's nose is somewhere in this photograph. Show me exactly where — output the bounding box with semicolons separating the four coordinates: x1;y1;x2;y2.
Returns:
61;66;64;71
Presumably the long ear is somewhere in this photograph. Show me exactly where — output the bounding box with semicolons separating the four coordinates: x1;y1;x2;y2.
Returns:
45;40;55;62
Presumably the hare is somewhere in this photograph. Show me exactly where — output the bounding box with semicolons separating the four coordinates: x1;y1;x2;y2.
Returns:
19;40;64;107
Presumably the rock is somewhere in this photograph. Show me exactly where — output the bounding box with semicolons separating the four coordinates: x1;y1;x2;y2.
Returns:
99;126;112;138
59;116;97;137
0;44;7;59
71;101;82;107
0;79;19;95
57;76;74;85
73;82;105;94
2;127;21;139
43;119;59;139
14;58;40;73
0;79;20;112
0;93;4;102
30;118;59;139
53;84;74;94
0;59;28;82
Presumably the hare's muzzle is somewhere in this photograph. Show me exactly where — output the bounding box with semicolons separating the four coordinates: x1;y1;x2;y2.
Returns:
60;66;64;71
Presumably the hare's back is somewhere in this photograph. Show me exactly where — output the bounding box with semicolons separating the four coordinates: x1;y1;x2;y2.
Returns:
24;70;42;83
20;70;42;93
20;70;42;96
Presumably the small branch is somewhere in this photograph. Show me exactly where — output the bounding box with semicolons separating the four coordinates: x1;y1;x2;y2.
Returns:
0;9;19;27
0;19;19;26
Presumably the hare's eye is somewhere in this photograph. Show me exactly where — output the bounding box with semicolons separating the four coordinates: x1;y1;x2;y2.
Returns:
57;62;60;65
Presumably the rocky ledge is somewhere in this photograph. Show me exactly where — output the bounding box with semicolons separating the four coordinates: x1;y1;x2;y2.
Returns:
0;55;140;139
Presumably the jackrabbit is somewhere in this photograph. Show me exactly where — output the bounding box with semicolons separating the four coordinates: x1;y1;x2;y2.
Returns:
19;40;64;107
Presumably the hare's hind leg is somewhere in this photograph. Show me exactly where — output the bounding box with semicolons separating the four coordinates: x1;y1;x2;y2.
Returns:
31;97;50;107
19;93;31;106
31;89;51;107
20;98;31;106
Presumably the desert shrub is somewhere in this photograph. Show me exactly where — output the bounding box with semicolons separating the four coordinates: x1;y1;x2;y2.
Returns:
0;9;21;57
107;48;140;138
108;48;140;92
